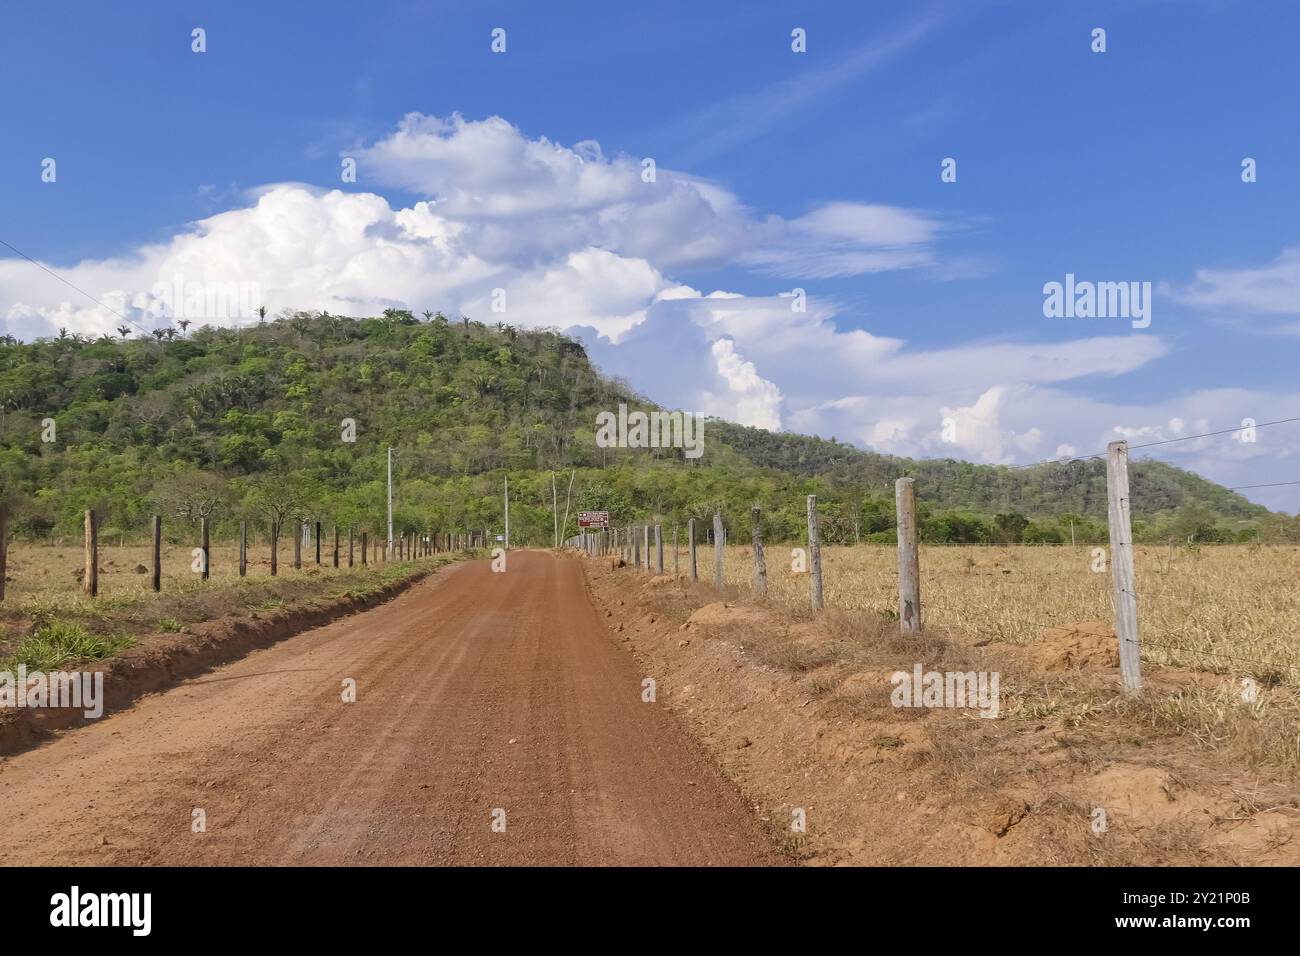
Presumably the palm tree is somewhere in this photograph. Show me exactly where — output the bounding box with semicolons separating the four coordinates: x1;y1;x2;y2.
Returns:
469;372;498;403
422;310;434;322
177;319;191;334
117;326;132;340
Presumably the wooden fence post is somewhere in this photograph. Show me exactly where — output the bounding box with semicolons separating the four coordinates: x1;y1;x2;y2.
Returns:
895;478;920;635
151;514;162;591
271;519;279;576
1106;440;1142;693
752;505;767;598
713;511;724;592
84;509;98;597
293;520;302;570
0;503;10;602
201;516;211;580
689;518;698;582
333;526;340;568
315;521;322;565
361;531;368;566
655;524;664;575
807;496;823;611
673;527;679;577
348;527;354;567
239;520;247;577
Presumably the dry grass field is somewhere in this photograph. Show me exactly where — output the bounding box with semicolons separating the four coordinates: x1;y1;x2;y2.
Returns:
706;543;1300;690
0;539;453;670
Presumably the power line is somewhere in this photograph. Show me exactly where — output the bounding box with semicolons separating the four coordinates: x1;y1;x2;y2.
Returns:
1007;415;1300;473
0;235;152;336
1127;416;1300;450
1224;480;1300;492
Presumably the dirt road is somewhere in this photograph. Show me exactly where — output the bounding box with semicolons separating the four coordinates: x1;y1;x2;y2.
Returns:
0;552;779;866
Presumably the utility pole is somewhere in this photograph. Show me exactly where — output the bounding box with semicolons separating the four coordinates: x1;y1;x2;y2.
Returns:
386;445;394;554
504;475;510;551
559;469;576;545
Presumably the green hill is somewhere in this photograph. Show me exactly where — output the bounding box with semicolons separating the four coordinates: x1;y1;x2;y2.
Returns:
0;311;1286;546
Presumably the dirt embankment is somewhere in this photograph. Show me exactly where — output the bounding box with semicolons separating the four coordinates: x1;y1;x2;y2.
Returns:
586;562;1300;866
0;566;443;756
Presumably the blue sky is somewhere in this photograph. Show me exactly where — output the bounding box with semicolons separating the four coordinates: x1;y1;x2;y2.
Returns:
3;0;1299;508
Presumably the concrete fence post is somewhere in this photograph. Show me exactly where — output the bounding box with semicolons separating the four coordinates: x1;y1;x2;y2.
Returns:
895;478;920;635
1106;440;1143;693
751;505;767;598
713;511;724;593
807;495;823;611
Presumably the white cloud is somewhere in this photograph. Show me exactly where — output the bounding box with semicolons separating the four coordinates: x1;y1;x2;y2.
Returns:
3;112;1295;510
1167;247;1300;319
701;339;784;430
2;113;949;341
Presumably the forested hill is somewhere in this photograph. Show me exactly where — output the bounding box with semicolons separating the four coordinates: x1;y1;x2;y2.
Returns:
0;311;1284;546
709;421;1270;525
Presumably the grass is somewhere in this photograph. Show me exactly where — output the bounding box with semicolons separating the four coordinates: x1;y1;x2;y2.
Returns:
1;621;136;671
711;543;1300;689
0;540;468;667
639;542;1300;771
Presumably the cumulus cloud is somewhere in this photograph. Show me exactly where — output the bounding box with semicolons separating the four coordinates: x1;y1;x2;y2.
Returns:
701;339;784;431
1;113;949;342
2;111;1294;508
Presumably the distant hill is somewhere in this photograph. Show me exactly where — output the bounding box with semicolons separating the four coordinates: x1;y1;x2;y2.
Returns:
0;311;1284;546
709;420;1270;522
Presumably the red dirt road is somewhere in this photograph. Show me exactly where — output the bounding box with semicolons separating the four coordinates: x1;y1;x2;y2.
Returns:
0;552;779;866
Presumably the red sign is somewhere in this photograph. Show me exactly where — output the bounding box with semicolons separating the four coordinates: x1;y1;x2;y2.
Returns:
578;511;610;528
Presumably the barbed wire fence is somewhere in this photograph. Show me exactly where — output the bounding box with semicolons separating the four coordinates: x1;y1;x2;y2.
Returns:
576;419;1300;691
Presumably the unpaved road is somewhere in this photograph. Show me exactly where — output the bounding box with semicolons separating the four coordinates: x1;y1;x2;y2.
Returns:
0;552;779;866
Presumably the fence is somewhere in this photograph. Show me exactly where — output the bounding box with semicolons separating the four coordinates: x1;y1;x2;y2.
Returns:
566;437;1300;695
0;509;491;600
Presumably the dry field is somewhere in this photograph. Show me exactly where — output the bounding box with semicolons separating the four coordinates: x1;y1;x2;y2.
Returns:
4;539;399;601
709;543;1300;689
0;539;450;668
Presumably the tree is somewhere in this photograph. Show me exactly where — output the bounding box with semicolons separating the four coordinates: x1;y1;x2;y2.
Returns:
993;512;1029;544
152;468;232;526
243;474;318;575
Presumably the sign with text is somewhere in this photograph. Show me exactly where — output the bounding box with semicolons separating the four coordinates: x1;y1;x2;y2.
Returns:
578;511;610;528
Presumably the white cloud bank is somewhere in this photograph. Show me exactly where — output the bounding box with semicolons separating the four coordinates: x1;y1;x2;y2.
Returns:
2;113;1296;510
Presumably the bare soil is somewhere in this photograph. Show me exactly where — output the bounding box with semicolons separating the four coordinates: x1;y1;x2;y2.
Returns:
0;552;780;866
